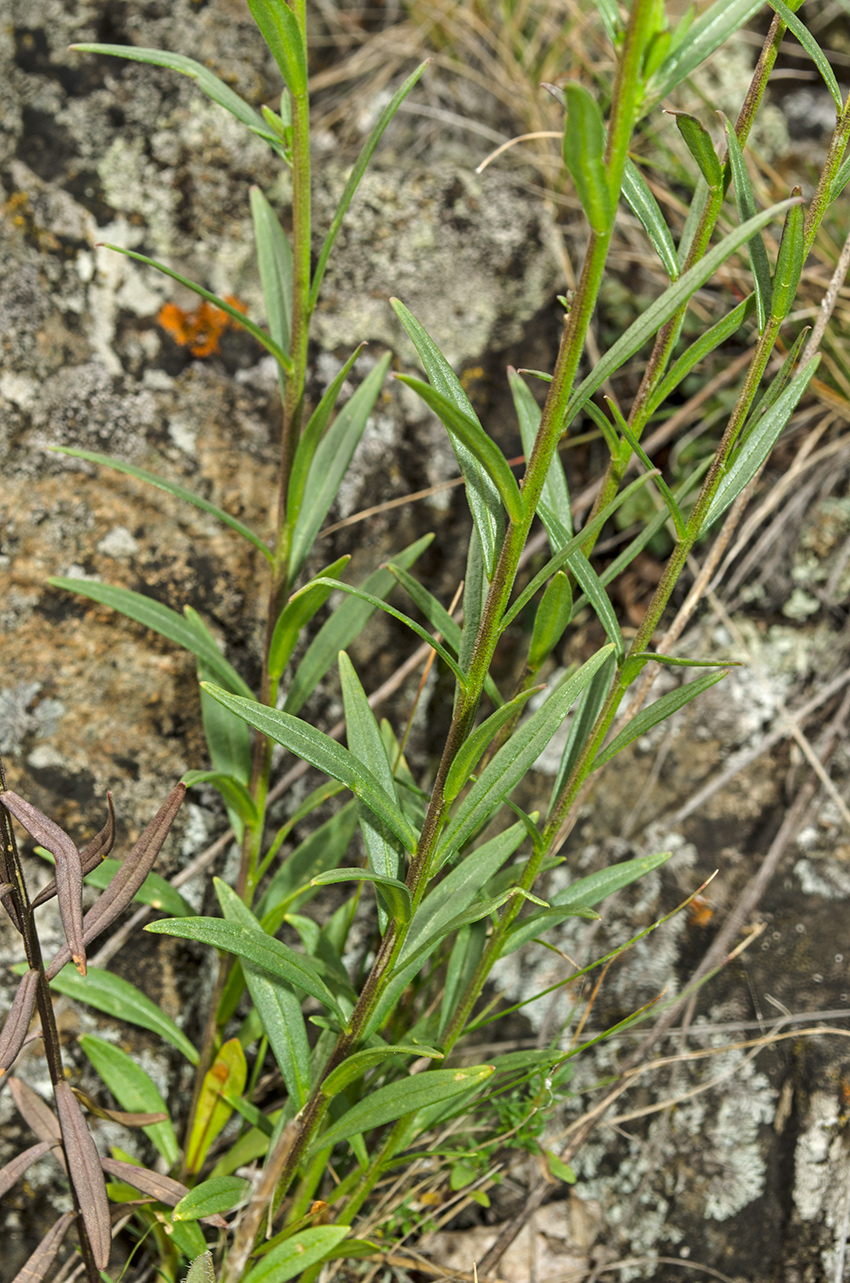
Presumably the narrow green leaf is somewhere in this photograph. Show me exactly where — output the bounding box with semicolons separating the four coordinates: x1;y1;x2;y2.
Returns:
99;245;292;374
250;185;291;400
647;0;768;105
528;572;573;670
79;1034;179;1166
83;859;194;919
285;534;432;715
311;868;412;924
307;1066;494;1156
48;447;271;559
48;966;199;1064
200;685;419;852
247;0;308;95
391;299;504;577
832;153;850;202
767;0;843;109
565;199;798;429
258;802;357;922
501;472;656;631
320;1043;443;1099
433;649;615;869
233;945;311;1107
444;691;540;804
646;295;755;417
339;651;405;927
770;193;805;323
439;921;487;1039
562;83;613;235
606;400;685;538
396;375;523;525
268;556;350;681
69;44;285;152
500;902;601;955
48;579;254;700
243;1228;350;1283
386;563;462;653
622;160;679;279
669;111;722;190
742;325;809;439
310;62;429;307
287;346;366;525
722;117;772;329
547;1152;577;1184
289;355;391;578
173;1176;250;1222
145;915;345;1021
552;850;673;909
568;551;624;660
702;355;819;527
509;369;573;545
594;670;728;770
399;887;548;974
302;579;466;686
183;771;258;827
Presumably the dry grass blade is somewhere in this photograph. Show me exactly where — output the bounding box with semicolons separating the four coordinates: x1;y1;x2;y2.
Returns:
0;1140;58;1200
46;783;185;981
70;1086;168;1128
0;969;39;1077
31;793;116;909
100;1157;228;1227
53;1080;111;1270
1;791;86;975
10;1210;75;1283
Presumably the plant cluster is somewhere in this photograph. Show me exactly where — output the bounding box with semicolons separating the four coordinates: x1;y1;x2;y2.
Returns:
2;0;849;1279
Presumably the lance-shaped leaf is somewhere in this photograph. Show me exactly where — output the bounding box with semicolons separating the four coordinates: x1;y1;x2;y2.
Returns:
392;299;504;577
2;792;86;975
767;0;842;109
0;1140;57;1199
31;793;115;909
562;82;613;235
287;346;366;525
146;916;346;1021
46;784;185;979
529;572;573;671
250;186;292;363
553;850;673;910
289;355;392;579
622;159;679;280
500;901;601;955
647;0;767;105
396;375;524;525
702;356;819;528
645;295;755;418
9;1078;64;1170
174;1175;250;1222
69;44;285;152
669;111;722;191
53;1079;111;1269
247;0;308;96
10;1211;75;1283
243;1227;351;1283
46;966;199;1064
186;1038;247;1174
200;686;419;852
594;670;727;770
310;61;429;306
312;868;412;924
100;1157;227;1226
444;690;541;805
216;881;311;1108
80;1033;179;1166
269;556;350;682
320;1042;444;1099
722;116;772;330
308;1065;494;1156
433;649;615;870
0;969;39;1077
770;191;805;324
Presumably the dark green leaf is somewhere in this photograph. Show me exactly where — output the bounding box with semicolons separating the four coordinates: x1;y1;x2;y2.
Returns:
646;295;755;417
669;111;722;190
243;1228;351;1283
723;117;772;329
770;194;805;323
173;1176;250;1222
500;902;600;955
79;1034;178;1166
567;551;624;660
268;556;350;681
247;0;307;95
509;369;573;547
622;160;679;278
321;1042;443;1098
49;447;271;559
250;185;292;395
288;346;367;525
767;0;843;109
200;685;419;852
594;671;728;769
183;771;258;828
444;690;540;804
48;966;199;1064
552;850;673;909
311;868;412;924
648;0;768;105
562;83;613;234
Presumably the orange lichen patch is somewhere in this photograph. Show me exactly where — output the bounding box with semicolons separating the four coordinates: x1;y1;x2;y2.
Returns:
688;895;714;928
157;295;248;357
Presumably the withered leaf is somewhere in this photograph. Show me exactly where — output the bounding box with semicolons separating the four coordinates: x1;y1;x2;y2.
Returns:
47;784;185;981
10;1210;74;1283
70;1085;168;1127
0;807;24;933
53;1079;111;1269
0;1140;57;1200
8;1076;66;1174
32;793;116;909
0;968;39;1078
101;1158;228;1228
2;791;86;975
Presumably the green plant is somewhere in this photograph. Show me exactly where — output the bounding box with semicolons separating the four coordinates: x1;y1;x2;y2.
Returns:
2;0;848;1279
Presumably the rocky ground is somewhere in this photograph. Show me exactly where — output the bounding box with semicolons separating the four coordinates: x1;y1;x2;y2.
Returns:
2;1;850;1280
